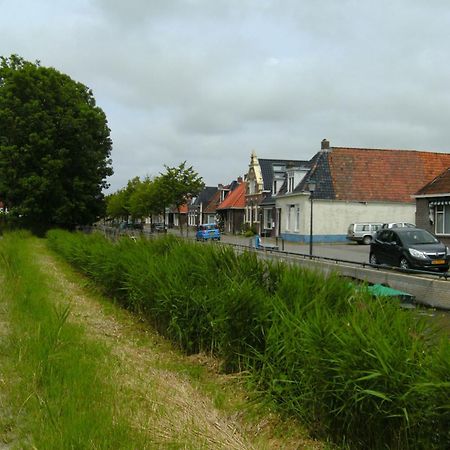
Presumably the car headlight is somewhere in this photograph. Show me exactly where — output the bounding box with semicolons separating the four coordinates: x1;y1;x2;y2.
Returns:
409;248;428;260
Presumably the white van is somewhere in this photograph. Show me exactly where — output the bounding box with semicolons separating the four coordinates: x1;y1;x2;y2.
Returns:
346;223;383;245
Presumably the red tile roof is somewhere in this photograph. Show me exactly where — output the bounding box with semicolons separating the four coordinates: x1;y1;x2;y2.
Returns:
217;182;246;209
416;167;450;195
178;203;188;214
328;148;450;203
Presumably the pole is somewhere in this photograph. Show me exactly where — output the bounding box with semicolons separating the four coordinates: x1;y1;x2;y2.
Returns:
309;195;313;258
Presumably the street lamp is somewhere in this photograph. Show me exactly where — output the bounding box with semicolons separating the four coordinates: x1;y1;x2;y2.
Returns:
308;180;316;258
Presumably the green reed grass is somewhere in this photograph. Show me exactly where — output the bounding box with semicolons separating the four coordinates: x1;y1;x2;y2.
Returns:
0;232;148;448
46;229;450;449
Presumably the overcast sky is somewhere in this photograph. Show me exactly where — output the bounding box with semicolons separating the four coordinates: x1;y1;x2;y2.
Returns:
1;0;450;191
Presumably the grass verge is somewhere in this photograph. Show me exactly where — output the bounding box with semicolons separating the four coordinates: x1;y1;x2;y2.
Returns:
0;232;149;448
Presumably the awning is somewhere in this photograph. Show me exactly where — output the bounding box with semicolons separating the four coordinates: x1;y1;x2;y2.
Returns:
429;200;450;206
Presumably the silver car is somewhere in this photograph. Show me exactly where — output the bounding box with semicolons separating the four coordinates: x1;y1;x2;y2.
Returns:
347;222;383;245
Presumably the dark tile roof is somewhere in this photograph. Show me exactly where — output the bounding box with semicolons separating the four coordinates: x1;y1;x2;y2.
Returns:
191;186;217;206
203;190;221;213
416;167;450;195
294;151;334;199
259;158;309;191
296;147;450;203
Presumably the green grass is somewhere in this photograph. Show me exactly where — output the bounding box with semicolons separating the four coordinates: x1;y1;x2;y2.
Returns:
46;229;450;449
0;232;149;448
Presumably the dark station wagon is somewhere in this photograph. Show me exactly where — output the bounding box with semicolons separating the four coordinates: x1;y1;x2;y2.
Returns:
369;227;449;272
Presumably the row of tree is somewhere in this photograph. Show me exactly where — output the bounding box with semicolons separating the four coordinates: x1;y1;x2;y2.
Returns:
0;54;204;235
106;162;204;232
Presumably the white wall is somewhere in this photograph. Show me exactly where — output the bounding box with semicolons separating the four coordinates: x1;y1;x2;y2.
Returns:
314;200;416;235
276;194;416;242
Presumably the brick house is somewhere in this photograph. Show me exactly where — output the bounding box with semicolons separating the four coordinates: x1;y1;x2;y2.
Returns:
216;180;246;234
414;167;450;245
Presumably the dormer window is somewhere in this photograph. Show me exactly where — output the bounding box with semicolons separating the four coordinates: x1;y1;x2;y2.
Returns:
288;173;295;193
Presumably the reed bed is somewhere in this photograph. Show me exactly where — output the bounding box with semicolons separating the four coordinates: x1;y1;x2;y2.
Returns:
46;230;450;449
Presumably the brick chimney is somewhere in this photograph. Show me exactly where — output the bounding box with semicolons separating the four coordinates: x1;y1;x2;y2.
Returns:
321;138;330;151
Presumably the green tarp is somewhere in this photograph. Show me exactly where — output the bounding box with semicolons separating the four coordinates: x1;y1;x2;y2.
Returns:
367;284;414;302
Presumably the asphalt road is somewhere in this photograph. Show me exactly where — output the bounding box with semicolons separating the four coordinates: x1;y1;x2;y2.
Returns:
183;231;371;264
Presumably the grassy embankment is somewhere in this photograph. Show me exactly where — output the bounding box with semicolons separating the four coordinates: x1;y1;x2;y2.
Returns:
1;231;326;449
0;231;151;448
45;230;449;450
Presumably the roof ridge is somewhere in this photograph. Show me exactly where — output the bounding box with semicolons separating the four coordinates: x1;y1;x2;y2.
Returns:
332;146;449;155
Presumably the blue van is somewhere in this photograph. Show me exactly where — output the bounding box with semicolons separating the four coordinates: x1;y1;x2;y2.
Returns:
196;223;221;241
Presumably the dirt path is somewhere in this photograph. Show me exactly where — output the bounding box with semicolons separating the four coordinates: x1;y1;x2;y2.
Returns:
32;241;321;449
35;242;253;449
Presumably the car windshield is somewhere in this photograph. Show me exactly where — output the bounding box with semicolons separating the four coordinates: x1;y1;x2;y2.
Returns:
400;229;438;245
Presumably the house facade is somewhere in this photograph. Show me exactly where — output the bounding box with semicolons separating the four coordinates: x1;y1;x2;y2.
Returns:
414;167;450;245
188;186;217;227
216;180;246;233
244;151;310;236
277;140;450;242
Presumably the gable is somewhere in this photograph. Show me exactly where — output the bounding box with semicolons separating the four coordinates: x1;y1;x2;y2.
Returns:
416;167;450;196
203;190;222;213
217;182;246;209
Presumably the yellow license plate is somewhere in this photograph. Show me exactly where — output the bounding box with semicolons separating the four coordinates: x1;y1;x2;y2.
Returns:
431;260;445;265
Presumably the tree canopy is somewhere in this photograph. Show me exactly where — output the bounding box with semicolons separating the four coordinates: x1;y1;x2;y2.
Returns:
106;162;204;232
0;55;113;233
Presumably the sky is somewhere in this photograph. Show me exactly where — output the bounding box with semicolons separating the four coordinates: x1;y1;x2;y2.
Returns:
1;0;450;192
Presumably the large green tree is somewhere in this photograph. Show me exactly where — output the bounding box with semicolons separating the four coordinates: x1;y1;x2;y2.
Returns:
0;55;113;232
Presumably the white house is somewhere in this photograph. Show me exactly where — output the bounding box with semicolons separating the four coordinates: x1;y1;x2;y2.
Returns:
277;139;450;242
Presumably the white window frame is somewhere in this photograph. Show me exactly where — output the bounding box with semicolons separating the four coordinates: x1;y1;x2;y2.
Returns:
435;204;450;235
295;206;300;231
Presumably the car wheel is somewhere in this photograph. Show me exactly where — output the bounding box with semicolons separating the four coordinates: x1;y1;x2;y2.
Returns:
399;258;410;270
362;235;372;245
369;253;378;265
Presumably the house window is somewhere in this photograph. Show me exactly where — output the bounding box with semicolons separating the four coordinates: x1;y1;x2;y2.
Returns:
295;206;300;231
435;205;450;234
273;180;277;195
287;174;294;193
253;205;259;223
264;209;273;229
286;204;296;231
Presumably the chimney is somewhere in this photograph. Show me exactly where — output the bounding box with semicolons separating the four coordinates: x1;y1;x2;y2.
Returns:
321;138;330;151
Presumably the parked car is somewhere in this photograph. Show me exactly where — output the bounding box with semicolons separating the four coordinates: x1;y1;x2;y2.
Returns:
119;222;143;230
196;223;220;241
381;222;416;229
346;222;383;245
152;223;167;232
369;227;449;272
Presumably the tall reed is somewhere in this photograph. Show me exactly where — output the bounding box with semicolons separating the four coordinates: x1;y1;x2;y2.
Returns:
46;229;450;449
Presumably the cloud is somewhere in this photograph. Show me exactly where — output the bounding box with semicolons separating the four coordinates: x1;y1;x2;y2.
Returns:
2;0;450;191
